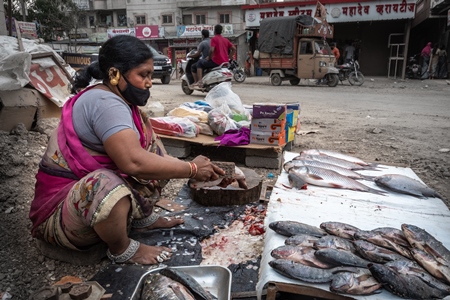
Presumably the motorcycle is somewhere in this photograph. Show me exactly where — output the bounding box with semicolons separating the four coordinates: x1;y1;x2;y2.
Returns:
181;51;233;95
337;57;365;86
406;53;422;79
228;59;246;83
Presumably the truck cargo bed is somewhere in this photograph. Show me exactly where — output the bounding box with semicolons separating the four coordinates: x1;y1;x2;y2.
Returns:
259;53;296;69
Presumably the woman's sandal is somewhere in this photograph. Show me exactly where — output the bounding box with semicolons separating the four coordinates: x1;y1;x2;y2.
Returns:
106;239;140;264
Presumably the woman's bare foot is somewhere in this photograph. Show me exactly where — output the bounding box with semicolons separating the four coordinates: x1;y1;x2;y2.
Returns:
128;244;173;265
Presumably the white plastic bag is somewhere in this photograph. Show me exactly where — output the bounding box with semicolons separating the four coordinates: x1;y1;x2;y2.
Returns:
207;107;240;136
205;82;246;116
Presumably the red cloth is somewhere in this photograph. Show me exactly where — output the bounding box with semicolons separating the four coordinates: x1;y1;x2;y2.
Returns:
421;42;432;58
210;34;234;65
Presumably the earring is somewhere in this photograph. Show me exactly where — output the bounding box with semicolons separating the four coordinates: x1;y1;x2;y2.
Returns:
109;69;120;86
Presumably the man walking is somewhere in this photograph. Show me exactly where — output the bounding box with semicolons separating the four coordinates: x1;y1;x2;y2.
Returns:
193;24;236;87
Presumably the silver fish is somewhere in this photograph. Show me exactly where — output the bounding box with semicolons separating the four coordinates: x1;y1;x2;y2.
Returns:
401;224;450;263
295;154;378;171
300;149;372;166
369;263;450;299
141;273;196;300
330;269;382;295
313;235;356;253
284;160;375;181
271;245;335;269
353;240;408;263
289;166;386;195
315;248;372;268
285;234;319;248
269;259;358;283
354;230;413;259
320;221;362;240
269;220;327;237
375;174;443;199
287;171;307;190
410;248;450;285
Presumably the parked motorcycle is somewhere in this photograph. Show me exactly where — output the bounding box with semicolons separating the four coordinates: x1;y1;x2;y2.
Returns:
228;59;246;83
181;51;233;95
337;57;365;86
406;53;422;79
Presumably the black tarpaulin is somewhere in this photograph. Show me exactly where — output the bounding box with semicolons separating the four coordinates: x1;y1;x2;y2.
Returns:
258;15;318;55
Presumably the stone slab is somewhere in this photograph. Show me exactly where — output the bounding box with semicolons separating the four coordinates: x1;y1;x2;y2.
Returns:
165;145;191;158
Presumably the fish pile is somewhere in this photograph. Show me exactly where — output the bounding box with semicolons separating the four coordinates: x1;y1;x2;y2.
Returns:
268;220;450;299
141;267;217;300
283;149;443;199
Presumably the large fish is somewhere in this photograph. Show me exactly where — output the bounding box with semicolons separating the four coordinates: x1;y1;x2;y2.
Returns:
371;227;411;248
294;154;379;171
284;234;319;248
320;221;362;240
401;224;450;263
300;149;373;166
354;230;413;259
141;273;196;300
330;269;382;295
288;166;386;195
368;263;450;299
410;248;450;284
269;221;327;237
271;245;335;269
284;160;375;181
353;240;408;263
313;235;356;253
374;174;443;199
315;248;372;268
269;259;358;283
159;267;216;300
287;171;308;190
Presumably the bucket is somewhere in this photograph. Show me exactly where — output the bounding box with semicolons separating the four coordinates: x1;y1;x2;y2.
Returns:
256;68;263;76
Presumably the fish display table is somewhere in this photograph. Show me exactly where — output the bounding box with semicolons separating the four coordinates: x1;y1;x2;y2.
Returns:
256;151;450;300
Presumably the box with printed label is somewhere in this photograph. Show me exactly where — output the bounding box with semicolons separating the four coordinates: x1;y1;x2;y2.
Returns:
286;102;301;128
285;125;295;143
250;130;286;146
251;118;286;133
252;103;287;120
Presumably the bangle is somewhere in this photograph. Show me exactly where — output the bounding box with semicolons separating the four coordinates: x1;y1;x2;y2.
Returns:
189;162;198;178
188;162;193;178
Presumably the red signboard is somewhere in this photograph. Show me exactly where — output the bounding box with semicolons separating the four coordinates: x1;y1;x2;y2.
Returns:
135;25;159;39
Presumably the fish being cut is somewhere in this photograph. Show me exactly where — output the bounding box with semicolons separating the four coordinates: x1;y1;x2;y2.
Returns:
300;149;372;166
320;221;362;240
140;273;196;300
284;160;375;181
374;174;443;199
269;259;358;283
315;248;372;268
330;269;382;295
295;154;379;171
269;220;327;237
288;166;386;195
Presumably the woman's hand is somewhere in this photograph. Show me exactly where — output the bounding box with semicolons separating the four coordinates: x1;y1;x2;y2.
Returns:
191;155;224;182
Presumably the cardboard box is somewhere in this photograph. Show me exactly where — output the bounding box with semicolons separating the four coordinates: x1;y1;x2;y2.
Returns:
0;88;61;131
285;125;295;143
253;103;287;120
251;118;286;133
250;130;286;146
287;102;301;129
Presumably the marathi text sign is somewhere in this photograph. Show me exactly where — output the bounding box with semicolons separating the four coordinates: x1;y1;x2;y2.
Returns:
176;24;233;37
17;21;38;39
245;0;415;26
107;28;136;39
135;25;159;39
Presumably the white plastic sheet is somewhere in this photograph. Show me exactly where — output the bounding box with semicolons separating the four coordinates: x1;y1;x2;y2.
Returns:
256;151;450;300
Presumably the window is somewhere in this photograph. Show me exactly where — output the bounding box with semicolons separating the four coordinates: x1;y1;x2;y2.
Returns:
182;14;192;25
162;14;173;25
118;14;127;26
99;14;112;27
135;15;145;25
300;41;313;54
78;14;87;28
89;16;95;27
195;14;206;24
219;13;230;23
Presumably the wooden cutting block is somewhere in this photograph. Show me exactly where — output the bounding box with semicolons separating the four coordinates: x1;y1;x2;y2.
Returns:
155;198;187;212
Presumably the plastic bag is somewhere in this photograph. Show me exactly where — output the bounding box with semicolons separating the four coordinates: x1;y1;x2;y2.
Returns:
150;116;199;138
205;82;246;116
167;106;208;123
207;107;240;136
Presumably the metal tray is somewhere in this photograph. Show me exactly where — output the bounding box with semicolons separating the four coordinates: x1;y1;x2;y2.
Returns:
131;265;232;300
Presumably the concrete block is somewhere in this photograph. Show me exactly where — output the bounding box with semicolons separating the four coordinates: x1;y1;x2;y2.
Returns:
161;137;191;147
165;145;191;158
246;148;283;158
245;155;283;169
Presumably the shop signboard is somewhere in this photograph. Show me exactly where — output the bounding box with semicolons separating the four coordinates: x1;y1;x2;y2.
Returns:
175;50;187;64
245;0;416;26
16;21;38;39
176;24;233;37
107;28;136;39
135;25;159;39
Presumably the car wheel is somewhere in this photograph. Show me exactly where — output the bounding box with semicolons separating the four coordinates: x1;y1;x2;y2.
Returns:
271;74;282;86
161;75;171;84
181;80;193;95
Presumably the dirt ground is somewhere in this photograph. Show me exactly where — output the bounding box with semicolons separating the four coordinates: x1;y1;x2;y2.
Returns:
0;76;449;299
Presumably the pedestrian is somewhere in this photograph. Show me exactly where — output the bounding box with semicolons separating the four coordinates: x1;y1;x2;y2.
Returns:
420;42;432;79
437;44;448;79
331;43;340;65
29;35;225;265
343;40;355;63
192;24;236;87
429;43;439;79
189;29;211;84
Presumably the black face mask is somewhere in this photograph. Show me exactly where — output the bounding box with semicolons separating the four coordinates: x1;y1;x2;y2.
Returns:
118;75;150;106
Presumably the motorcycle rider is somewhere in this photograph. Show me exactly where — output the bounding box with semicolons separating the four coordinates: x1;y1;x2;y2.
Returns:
192;24;236;87
189;29;211;85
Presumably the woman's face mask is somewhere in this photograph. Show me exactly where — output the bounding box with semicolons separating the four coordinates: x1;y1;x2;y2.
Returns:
118;75;150;106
